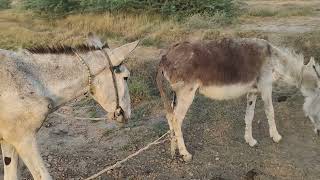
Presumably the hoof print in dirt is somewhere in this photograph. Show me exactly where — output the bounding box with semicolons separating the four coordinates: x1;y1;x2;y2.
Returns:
210;177;227;180
276;95;288;102
245;168;262;180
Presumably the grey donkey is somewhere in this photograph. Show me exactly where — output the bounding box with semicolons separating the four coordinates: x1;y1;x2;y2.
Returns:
0;33;139;179
157;38;320;161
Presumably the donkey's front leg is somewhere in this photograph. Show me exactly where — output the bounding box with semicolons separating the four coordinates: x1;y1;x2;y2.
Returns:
261;86;282;143
171;84;198;161
244;93;258;147
166;113;178;158
13;135;52;180
1;141;20;180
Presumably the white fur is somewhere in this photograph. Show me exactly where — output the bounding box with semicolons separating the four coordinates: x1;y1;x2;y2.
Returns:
0;35;138;179
199;82;255;100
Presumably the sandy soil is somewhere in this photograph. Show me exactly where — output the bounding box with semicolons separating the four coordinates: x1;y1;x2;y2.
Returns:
1;0;320;180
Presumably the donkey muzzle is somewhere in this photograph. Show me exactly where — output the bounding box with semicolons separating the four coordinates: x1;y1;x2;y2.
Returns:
114;107;128;124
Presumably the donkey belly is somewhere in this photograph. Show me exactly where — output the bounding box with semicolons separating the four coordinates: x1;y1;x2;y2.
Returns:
199;83;254;100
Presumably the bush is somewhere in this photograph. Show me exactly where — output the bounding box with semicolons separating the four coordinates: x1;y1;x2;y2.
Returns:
79;0;237;17
22;0;238;18
0;0;10;9
22;0;78;16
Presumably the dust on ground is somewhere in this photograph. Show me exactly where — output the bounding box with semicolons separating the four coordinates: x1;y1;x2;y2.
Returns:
1;0;320;180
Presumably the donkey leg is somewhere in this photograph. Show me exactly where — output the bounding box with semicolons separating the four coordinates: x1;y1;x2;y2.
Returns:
13;135;52;180
1;141;19;180
166;113;178;157
260;86;282;143
171;84;197;161
244;93;258;147
167;92;178;157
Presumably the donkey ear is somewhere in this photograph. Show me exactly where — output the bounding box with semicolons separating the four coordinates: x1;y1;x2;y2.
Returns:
86;32;105;49
109;40;140;66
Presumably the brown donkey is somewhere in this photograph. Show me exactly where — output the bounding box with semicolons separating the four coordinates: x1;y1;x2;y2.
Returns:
157;38;320;161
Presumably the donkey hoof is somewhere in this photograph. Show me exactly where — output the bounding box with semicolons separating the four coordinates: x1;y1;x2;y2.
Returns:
182;153;193;162
272;134;282;143
246;139;258;147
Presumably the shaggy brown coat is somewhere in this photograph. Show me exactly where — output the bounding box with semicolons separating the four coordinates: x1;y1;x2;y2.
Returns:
159;38;271;86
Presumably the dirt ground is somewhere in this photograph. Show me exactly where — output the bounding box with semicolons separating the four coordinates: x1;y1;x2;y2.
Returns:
1;0;320;180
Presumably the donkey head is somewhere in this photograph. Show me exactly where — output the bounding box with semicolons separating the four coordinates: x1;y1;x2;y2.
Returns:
87;33;139;125
302;57;320;135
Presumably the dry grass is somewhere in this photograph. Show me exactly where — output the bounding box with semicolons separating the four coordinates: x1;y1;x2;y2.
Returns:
0;9;238;49
244;5;315;17
0;10;185;49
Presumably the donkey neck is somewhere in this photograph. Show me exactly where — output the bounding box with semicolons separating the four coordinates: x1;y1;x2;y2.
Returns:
26;50;109;109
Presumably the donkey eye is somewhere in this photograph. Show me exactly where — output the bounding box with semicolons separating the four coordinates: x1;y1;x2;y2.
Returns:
114;68;121;73
124;77;128;81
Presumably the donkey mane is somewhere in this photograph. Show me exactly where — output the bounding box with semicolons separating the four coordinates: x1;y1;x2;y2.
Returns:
26;43;109;54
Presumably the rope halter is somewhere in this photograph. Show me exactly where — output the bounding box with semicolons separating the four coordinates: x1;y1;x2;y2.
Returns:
72;49;127;124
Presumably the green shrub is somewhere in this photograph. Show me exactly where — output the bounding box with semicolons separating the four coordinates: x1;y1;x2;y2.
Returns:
22;0;238;18
0;0;10;9
22;0;78;16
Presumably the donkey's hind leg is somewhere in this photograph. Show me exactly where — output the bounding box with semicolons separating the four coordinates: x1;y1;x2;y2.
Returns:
1;141;19;180
258;78;282;143
171;84;198;161
244;93;258;147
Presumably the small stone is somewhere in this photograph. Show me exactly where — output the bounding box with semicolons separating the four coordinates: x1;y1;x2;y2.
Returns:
215;157;220;161
48;156;53;162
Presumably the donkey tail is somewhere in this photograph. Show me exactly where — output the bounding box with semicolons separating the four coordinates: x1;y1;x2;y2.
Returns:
156;55;174;114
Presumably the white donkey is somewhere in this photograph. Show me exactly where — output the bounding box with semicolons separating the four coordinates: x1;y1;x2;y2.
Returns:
157;38;320;161
0;33;139;179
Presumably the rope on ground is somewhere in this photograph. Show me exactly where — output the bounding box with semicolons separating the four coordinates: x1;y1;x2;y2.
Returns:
84;130;170;180
53;112;106;121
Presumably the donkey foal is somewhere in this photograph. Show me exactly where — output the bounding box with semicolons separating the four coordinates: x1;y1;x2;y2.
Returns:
157;38;320;161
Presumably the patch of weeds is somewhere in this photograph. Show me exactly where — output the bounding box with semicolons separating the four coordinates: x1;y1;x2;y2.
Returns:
128;76;153;104
131;103;153;123
185;12;233;30
245;6;314;18
203;29;222;40
141;37;163;47
277;6;314;17
75;97;96;108
235;30;269;40
152;121;168;137
246;8;277;17
127;60;159;104
101;129;114;138
88;108;98;118
119;144;131;151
